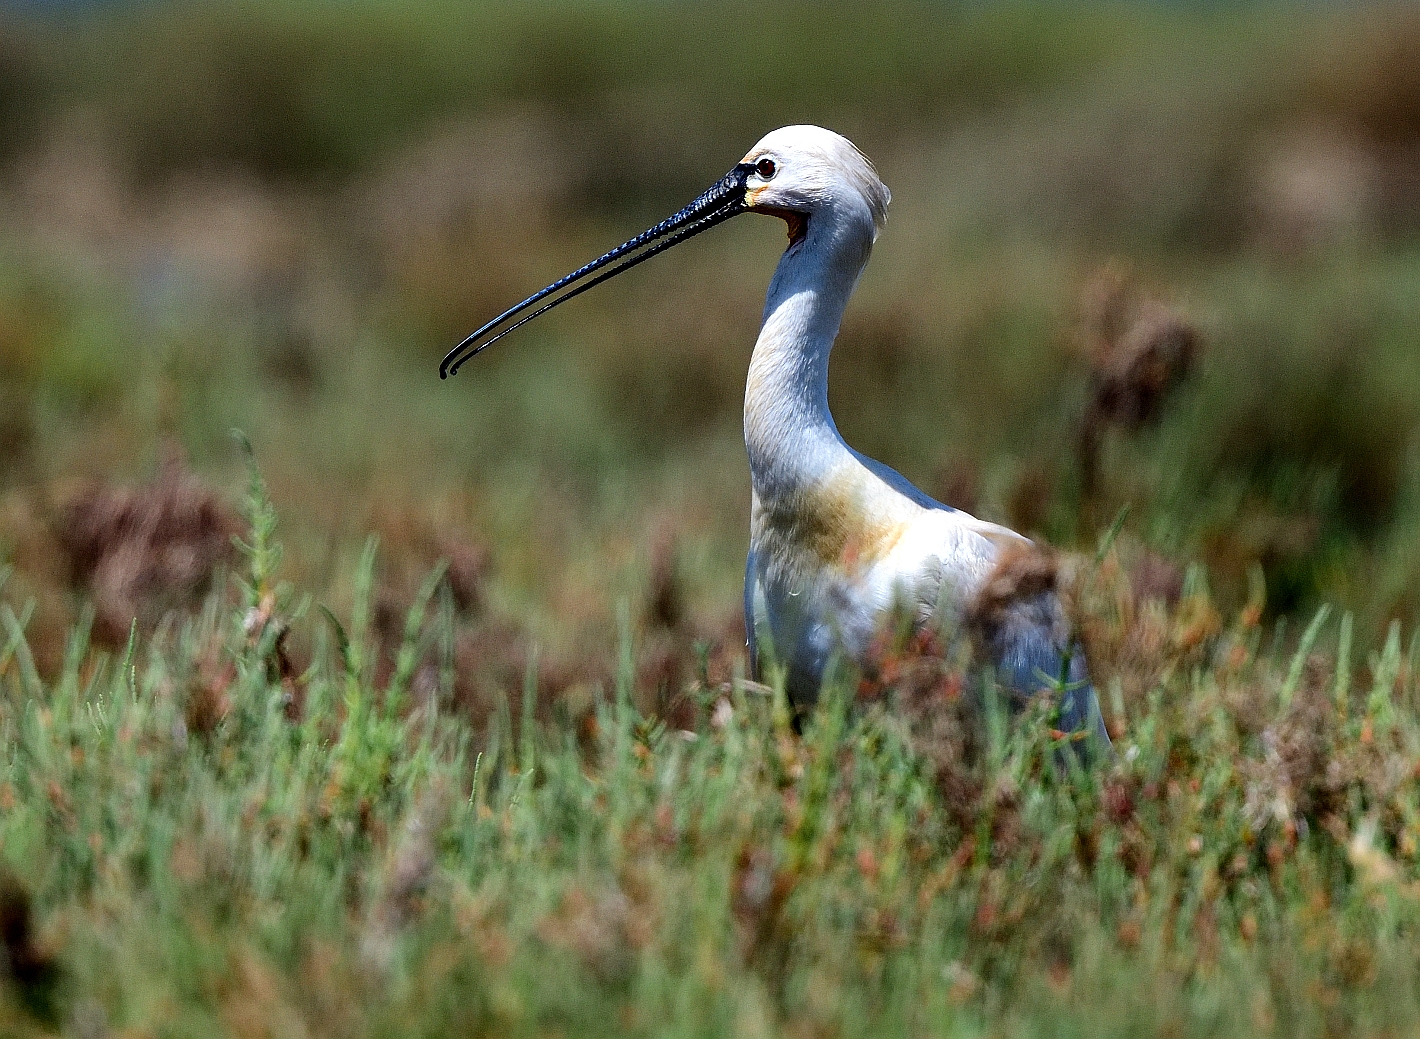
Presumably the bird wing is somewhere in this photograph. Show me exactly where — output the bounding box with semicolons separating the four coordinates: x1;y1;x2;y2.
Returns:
744;545;765;671
983;591;1112;751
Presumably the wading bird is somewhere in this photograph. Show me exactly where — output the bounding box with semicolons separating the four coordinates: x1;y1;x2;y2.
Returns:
442;125;1110;750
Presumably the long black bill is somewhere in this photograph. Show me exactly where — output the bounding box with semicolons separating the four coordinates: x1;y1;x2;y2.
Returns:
440;161;755;378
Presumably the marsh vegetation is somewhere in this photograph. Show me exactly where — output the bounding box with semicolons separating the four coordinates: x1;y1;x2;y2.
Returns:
2;3;1420;1034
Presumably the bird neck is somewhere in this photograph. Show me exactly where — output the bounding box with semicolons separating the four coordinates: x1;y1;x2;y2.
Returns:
745;207;875;503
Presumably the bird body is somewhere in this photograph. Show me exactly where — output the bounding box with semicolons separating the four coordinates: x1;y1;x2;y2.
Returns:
738;126;1037;704
443;124;1110;750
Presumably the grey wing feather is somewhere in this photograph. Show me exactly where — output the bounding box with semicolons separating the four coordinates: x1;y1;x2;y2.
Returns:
988;591;1113;753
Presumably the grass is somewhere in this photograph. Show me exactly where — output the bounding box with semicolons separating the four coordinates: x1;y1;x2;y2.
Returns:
3;461;1420;1037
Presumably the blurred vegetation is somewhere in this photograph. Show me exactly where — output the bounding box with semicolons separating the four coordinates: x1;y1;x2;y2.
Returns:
0;0;1419;660
1;1;1420;1032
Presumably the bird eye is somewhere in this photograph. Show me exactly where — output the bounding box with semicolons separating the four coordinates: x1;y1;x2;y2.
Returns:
755;157;777;180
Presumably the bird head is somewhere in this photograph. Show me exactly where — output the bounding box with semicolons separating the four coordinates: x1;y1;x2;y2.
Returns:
739;125;891;247
441;124;890;378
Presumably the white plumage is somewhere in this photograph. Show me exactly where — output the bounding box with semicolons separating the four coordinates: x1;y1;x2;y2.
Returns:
737;127;1020;695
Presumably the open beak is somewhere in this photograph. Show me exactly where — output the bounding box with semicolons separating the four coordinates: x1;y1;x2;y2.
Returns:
440;161;756;378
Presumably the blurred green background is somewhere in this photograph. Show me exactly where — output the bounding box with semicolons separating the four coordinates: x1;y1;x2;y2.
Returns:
1;0;1418;673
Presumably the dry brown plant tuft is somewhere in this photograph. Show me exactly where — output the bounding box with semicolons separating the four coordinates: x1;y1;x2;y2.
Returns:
1076;266;1200;497
856;622;982;831
965;540;1079;715
184;645;236;738
371;507;490;627
967;541;1062;642
55;446;241;645
644;530;685;633
1129;550;1186;609
446;619;597;732
632;528;746;731
362;507;503;715
1067;541;1218;729
0;871;60;999
1241;654;1342;833
899;689;984;834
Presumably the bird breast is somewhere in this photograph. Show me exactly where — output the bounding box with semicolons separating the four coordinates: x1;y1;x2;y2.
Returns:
750;463;1008;667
